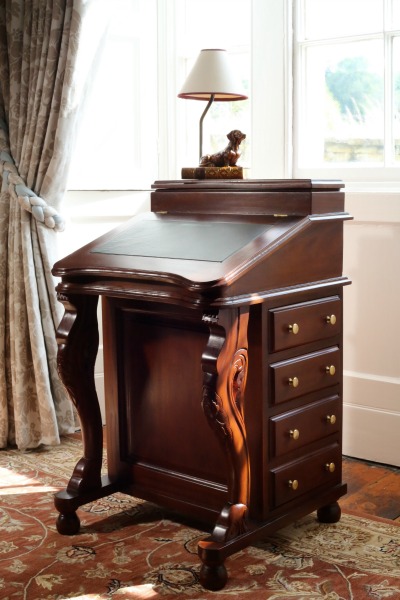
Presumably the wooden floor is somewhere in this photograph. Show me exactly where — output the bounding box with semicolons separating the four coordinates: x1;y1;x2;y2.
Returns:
341;456;400;522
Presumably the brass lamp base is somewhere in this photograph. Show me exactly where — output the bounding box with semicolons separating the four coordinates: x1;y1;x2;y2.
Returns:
181;166;243;180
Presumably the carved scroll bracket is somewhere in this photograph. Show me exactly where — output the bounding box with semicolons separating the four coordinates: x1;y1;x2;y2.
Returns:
201;306;250;544
56;292;103;494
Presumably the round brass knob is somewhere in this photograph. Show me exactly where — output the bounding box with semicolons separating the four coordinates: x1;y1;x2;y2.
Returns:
326;314;337;325
288;323;299;335
288;479;299;490
289;428;300;440
326;414;337;425
326;365;336;376
325;462;336;473
288;376;299;388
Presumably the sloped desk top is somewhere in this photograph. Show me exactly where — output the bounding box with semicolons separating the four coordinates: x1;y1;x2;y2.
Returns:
92;218;273;263
53;179;350;308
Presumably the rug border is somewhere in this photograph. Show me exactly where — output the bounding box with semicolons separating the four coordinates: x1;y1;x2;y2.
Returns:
342;508;400;527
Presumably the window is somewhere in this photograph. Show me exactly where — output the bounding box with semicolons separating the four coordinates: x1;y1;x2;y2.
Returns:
68;0;251;190
68;1;400;193
68;0;159;190
294;0;400;182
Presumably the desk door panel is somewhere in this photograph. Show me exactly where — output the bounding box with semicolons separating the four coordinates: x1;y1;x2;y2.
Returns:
115;306;227;487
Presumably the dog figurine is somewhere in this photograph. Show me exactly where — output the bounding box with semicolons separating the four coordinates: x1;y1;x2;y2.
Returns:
199;130;246;167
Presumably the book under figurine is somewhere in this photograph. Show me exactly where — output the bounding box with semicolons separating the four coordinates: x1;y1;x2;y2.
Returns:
181;165;243;179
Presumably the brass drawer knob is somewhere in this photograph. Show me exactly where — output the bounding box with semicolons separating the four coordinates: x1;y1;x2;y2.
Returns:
325;462;336;473
288;323;299;334
326;314;337;325
288;376;299;388
326;414;337;425
326;365;336;376
289;428;300;440
288;479;299;490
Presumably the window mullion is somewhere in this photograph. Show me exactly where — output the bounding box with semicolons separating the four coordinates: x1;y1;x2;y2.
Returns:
384;32;394;165
384;0;392;29
157;0;181;180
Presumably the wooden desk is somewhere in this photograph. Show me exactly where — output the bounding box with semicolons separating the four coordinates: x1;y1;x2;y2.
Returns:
53;179;351;590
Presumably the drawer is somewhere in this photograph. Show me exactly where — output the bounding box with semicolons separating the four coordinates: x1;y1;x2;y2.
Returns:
270;296;341;352
270;346;340;405
270;395;341;458
271;444;341;508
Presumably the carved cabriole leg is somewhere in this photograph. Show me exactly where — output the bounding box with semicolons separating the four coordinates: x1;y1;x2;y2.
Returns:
199;306;250;590
54;293;103;534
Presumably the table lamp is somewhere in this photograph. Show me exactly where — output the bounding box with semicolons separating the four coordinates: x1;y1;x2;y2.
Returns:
178;48;248;178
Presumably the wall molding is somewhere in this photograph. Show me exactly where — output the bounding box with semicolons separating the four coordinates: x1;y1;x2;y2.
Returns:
343;372;399;465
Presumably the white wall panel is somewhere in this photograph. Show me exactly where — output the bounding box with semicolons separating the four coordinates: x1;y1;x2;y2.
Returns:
342;191;400;465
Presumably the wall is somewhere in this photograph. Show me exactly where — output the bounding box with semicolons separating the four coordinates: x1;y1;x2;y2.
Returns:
342;190;400;466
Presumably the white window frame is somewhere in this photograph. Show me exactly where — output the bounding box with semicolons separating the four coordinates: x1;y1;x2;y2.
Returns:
67;0;400;197
67;0;292;195
292;0;400;188
250;0;293;179
157;0;293;182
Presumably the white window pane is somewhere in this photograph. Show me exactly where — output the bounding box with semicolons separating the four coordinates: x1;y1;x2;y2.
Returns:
68;0;158;190
394;37;400;162
299;40;384;166
391;0;400;28
183;0;251;52
303;0;383;39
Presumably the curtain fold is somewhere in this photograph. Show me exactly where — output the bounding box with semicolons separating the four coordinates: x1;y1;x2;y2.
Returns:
0;0;88;449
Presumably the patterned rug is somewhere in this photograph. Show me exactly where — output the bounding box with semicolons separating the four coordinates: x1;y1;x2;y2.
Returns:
1;436;399;599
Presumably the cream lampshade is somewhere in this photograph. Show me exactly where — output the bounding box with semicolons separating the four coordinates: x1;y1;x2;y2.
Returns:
178;49;248;161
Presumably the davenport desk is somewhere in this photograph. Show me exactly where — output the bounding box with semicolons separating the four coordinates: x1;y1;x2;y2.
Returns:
53;179;351;590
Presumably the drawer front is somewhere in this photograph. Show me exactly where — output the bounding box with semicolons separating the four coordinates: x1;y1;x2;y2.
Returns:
270;297;341;352
271;444;341;508
271;346;341;405
270;395;341;457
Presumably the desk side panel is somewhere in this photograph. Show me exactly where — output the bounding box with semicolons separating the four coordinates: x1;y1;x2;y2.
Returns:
222;218;344;303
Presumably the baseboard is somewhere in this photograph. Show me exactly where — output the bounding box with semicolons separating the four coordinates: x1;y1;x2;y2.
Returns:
343;371;400;466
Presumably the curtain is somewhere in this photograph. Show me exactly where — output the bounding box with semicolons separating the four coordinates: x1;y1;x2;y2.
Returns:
0;1;89;449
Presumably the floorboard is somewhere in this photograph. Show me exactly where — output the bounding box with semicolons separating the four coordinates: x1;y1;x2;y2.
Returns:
342;456;400;522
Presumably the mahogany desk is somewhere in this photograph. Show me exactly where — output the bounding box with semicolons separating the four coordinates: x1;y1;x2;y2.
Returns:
53;179;351;590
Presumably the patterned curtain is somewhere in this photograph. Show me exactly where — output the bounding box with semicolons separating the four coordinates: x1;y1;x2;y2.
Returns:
0;1;89;449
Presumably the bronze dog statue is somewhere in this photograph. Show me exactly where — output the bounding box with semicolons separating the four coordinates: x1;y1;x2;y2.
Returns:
199;130;246;167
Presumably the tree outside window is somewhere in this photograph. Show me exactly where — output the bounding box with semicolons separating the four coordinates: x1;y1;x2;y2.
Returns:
295;0;400;172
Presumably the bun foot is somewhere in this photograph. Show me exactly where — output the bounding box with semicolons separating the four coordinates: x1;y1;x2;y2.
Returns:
56;512;81;535
317;501;341;524
199;562;228;591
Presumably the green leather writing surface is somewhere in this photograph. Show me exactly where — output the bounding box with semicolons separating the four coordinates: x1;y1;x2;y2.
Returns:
92;220;272;263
